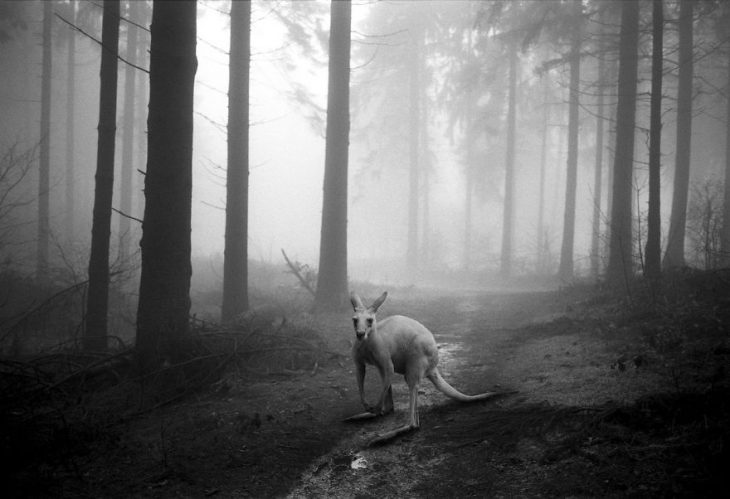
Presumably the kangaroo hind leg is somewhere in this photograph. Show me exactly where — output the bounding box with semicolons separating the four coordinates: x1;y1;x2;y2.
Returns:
367;367;423;446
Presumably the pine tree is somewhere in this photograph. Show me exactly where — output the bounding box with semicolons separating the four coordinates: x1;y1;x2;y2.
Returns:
136;0;197;370
85;0;120;352
606;0;640;285
221;0;251;321
315;0;351;311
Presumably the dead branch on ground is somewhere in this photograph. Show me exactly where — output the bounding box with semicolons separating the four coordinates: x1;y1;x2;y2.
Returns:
281;248;316;297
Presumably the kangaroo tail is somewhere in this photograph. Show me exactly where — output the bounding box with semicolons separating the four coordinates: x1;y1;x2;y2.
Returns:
427;369;499;402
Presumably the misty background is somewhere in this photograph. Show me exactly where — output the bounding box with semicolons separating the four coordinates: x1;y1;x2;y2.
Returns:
3;2;730;496
1;0;729;311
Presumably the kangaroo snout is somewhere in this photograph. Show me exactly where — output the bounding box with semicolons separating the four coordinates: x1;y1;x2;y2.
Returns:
356;330;366;340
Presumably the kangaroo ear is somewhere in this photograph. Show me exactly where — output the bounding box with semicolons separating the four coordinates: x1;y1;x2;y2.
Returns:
350;292;364;311
369;292;388;313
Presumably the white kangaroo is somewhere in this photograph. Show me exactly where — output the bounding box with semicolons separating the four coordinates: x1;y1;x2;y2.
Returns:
346;291;505;445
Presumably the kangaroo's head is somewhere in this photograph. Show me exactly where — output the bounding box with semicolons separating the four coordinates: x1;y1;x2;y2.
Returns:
350;291;388;341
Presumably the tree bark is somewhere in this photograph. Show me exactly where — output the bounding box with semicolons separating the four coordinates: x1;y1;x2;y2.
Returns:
65;1;76;241
663;0;693;269
315;0;351;311
606;0;639;285
537;79;549;274
604;98;617;265
135;6;150;218
559;1;582;281
590;9;606;280
644;0;664;280
85;0;120;352
421;88;430;268
464;161;473;270
500;43;517;278
119;0;139;262
37;0;52;284
722;23;730;267
221;0;251;322
136;0;197;370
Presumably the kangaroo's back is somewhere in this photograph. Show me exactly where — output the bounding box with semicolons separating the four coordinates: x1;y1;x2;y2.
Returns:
377;315;438;374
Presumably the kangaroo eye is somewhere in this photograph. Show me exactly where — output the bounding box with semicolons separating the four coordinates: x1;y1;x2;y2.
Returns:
352;318;358;327
367;318;373;326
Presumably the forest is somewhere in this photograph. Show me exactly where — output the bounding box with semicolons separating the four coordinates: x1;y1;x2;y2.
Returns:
1;0;729;496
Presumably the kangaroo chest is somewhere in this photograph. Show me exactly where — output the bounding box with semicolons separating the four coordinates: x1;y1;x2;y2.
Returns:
354;334;409;375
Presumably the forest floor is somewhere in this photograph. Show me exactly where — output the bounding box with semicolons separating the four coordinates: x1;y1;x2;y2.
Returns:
4;271;730;497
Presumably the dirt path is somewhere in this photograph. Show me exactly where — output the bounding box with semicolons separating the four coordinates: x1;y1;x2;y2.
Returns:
286;290;661;498
67;289;727;498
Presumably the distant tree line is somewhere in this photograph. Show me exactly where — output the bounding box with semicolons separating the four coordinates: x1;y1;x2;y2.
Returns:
2;0;730;367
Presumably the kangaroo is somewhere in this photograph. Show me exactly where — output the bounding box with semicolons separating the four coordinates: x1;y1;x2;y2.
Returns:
346;291;506;445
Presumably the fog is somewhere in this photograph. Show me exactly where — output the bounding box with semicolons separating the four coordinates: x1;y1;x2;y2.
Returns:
4;2;730;493
1;0;728;292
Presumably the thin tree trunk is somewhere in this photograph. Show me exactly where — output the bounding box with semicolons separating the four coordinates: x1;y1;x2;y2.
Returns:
606;0;639;285
590;10;606;280
85;0;120;352
406;27;421;275
421;96;430;267
500;43;517;278
464;29;475;272
221;0;251;322
552;108;566;231
315;0;351;310
604;99;617;264
537;80;548;273
37;0;52;284
663;0;694;268
135;17;149;218
722;28;730;266
136;0;197;370
644;0;664;280
464;163;472;270
119;0;139;261
65;1;76;241
559;2;582;281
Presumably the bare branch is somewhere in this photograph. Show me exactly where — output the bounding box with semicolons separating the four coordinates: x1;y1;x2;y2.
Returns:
54;13;149;74
281;249;316;297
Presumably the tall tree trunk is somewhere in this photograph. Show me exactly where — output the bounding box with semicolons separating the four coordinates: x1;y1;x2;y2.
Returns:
463;30;475;272
590;10;606;280
118;0;139;261
663;0;694;268
644;0;664;279
722;26;730;266
559;2;582;281
221;0;251;322
406;28;421;275
604;99;617;264
85;0;120;352
421;97;430;267
135;9;150;219
37;0;52;284
606;0;639;285
65;1;76;241
464;162;473;270
500;43;517;278
537;79;549;274
315;0;351;311
136;0;197;370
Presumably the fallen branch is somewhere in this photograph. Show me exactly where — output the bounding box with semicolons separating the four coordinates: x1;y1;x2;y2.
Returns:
42;348;134;392
281;248;316;297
